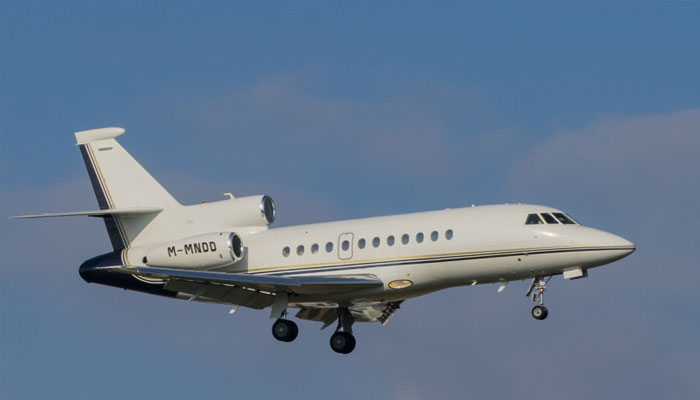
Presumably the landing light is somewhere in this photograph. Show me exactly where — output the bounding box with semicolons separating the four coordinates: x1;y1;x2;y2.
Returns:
388;280;413;290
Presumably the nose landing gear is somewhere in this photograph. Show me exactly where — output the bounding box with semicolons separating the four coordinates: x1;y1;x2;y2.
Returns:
526;276;551;320
531;305;548;320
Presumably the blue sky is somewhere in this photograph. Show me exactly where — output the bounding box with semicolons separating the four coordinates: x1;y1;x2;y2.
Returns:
1;2;699;399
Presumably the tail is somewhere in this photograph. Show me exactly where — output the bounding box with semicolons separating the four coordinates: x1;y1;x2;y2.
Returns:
75;127;179;250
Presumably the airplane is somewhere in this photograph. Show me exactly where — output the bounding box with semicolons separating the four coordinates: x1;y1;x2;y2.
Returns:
15;127;636;354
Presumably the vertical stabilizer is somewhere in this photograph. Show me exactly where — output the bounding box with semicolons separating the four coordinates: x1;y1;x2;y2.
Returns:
75;127;179;250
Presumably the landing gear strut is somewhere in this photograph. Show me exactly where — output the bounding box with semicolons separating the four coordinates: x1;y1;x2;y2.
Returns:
272;318;298;342
330;308;356;354
270;292;298;342
526;276;551;320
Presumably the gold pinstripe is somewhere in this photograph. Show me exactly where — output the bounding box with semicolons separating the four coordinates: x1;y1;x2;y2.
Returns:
245;244;629;274
87;143;131;247
123;248;164;283
87;144;115;207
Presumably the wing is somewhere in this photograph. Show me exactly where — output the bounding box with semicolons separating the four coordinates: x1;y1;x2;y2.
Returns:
100;266;383;308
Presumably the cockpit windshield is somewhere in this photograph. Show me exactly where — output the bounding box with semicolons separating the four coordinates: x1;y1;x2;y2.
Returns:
525;212;580;225
541;213;558;224
525;214;543;224
552;212;576;224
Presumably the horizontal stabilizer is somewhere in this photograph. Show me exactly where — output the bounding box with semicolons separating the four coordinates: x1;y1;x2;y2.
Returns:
101;265;383;294
11;207;163;219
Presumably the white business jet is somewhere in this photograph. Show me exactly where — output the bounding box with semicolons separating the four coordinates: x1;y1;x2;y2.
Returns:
16;127;635;354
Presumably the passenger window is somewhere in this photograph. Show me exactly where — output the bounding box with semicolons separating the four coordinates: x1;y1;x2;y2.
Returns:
445;229;453;240
311;243;319;253
553;213;576;224
541;213;559;224
358;238;366;249
282;246;290;257
373;237;380;248
431;231;438;241
342;240;350;251
401;234;409;244
325;242;333;252
296;245;304;255
387;235;395;246
525;214;543;225
416;232;424;243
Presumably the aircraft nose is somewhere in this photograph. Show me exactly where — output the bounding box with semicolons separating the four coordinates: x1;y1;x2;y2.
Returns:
580;229;635;267
606;232;636;256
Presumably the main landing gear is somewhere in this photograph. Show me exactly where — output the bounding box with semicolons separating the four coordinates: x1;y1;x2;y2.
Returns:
526;276;551;321
330;308;356;354
271;292;298;343
272;318;298;342
269;305;357;354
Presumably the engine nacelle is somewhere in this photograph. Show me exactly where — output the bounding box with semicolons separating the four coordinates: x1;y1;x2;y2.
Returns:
191;195;275;228
145;232;244;269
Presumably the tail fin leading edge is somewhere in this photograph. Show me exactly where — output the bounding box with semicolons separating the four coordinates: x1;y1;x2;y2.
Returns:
75;127;179;250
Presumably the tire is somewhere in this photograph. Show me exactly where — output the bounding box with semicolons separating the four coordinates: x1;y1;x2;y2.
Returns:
531;305;549;320
330;332;356;354
272;319;299;342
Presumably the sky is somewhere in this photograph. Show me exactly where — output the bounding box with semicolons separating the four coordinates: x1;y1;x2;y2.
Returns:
1;1;699;399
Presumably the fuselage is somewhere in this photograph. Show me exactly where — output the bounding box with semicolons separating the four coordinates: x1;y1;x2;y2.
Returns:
236;204;634;306
94;203;634;307
26;127;638;354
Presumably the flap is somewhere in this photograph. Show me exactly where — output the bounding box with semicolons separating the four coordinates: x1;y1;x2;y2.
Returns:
296;300;404;327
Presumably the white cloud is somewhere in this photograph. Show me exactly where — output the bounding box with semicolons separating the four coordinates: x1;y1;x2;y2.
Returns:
504;108;700;309
509;108;700;249
511;108;700;203
171;73;468;180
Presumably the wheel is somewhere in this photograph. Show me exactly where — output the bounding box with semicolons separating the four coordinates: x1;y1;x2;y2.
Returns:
330;331;356;354
531;305;549;320
272;319;298;342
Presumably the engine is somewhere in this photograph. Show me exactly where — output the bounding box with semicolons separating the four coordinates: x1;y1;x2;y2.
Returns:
145;232;244;269
193;195;276;228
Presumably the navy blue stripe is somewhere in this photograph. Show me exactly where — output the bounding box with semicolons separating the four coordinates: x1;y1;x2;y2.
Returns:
79;252;176;298
254;246;631;276
79;145;109;209
79;144;126;251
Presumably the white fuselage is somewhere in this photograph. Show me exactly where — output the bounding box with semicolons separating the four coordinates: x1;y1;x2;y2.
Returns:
159;203;633;307
21;128;638;354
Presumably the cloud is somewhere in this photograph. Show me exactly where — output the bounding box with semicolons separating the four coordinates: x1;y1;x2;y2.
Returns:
169;73;470;182
510;108;700;204
509;109;700;254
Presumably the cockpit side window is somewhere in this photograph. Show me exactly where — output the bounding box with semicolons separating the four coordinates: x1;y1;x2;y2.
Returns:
553;212;576;224
525;214;543;225
565;213;581;224
540;213;559;224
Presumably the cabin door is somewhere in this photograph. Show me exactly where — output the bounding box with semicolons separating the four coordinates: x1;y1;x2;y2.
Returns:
337;232;354;260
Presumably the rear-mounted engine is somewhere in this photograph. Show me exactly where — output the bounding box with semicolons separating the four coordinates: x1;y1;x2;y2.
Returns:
145;232;244;269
